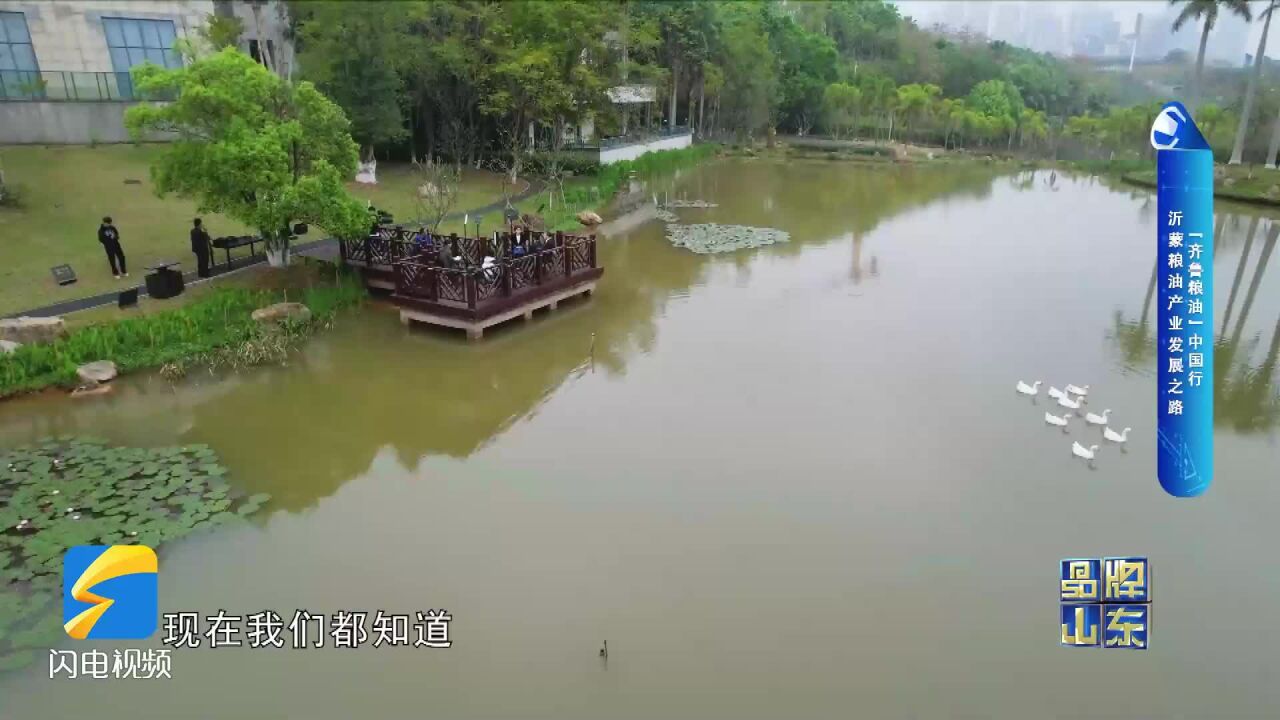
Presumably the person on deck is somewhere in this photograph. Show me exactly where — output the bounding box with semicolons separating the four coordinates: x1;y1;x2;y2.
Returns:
98;216;127;278
191;218;213;278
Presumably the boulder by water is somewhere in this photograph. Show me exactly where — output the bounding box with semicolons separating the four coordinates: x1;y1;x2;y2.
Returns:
576;210;604;227
71;381;113;398
251;302;312;325
665;223;791;255
0;316;67;345
76;360;118;384
0;339;20;355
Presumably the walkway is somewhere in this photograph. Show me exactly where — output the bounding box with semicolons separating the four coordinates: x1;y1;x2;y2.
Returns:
4;179;548;319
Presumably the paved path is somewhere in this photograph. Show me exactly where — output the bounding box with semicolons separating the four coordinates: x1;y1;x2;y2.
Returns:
4;179;548;319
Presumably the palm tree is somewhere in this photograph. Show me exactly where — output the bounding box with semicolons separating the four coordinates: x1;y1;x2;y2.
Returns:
1171;0;1253;105
1230;1;1277;164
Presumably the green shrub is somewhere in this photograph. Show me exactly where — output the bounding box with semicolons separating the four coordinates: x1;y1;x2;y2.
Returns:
0;272;364;397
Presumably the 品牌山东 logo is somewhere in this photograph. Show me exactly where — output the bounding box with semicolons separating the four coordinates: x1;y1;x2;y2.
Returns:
63;545;158;640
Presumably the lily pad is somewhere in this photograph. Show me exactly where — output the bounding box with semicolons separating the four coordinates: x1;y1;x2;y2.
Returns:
0;437;242;673
665;223;790;254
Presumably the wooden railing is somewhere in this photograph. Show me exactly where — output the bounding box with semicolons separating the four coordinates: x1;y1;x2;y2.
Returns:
388;234;599;312
341;229;589;270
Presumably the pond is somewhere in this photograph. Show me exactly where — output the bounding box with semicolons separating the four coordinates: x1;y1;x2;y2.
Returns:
2;158;1278;718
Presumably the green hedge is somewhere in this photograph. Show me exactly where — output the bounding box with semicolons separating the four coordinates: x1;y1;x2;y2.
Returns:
0;272;364;397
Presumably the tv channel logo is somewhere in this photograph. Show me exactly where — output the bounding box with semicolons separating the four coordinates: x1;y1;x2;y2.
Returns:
63;545;158;640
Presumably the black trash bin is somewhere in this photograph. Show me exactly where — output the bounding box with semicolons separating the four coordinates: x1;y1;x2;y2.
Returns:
145;262;184;299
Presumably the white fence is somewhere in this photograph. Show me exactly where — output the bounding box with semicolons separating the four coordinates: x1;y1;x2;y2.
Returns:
598;132;693;165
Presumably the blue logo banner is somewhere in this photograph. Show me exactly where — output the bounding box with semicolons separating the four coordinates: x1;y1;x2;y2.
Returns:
1152;102;1213;497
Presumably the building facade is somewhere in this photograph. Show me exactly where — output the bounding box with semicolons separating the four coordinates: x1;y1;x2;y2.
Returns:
0;0;289;144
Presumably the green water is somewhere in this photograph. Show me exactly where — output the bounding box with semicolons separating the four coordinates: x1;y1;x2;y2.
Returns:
2;159;1279;718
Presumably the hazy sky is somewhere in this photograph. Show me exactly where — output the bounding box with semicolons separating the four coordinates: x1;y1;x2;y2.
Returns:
892;1;1275;58
893;0;1161;29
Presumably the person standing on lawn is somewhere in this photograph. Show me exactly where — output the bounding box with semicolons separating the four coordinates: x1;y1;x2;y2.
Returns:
97;216;127;278
191;218;213;278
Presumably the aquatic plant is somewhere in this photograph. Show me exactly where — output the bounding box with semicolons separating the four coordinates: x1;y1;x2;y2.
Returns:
0;272;364;397
0;437;268;671
665;223;791;254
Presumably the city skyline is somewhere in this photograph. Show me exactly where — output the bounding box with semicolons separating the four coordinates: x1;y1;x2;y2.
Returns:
893;1;1272;64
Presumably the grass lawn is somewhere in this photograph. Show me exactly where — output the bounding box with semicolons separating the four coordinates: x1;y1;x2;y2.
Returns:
1123;163;1280;206
0;144;252;318
62;262;326;329
0;145;514;317
344;163;512;228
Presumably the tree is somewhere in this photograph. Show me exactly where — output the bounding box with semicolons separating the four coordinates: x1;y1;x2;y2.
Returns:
412;157;461;233
967;79;1023;148
1229;1;1276;164
821;82;861;139
856;71;896;140
895;83;940;142
1170;0;1252;105
125;48;369;267
197;14;244;51
294;1;407;163
713;3;777;138
765;10;837;136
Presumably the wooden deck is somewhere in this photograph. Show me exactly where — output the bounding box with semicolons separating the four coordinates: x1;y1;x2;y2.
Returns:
340;229;603;339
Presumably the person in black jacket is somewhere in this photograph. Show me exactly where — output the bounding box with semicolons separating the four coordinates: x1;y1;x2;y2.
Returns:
98;216;127;278
191;218;212;278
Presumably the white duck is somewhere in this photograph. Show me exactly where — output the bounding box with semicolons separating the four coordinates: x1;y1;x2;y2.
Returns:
1104;426;1131;447
1065;384;1090;396
1048;386;1066;400
1057;394;1084;412
1044;411;1071;431
1072;441;1099;463
1084;408;1112;426
1016;380;1042;396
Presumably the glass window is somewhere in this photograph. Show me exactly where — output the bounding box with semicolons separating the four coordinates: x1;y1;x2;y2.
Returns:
102;17;181;76
142;21;161;49
0;11;38;99
3;12;31;43
122;20;142;47
103;19;124;48
157;22;176;47
11;43;34;70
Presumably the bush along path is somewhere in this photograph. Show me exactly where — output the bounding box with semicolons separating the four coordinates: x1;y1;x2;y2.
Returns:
0;270;365;399
0;437;270;671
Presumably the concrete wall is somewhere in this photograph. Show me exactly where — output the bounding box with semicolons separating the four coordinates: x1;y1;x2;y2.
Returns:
0;101;170;144
0;1;211;73
221;0;293;80
599;133;693;165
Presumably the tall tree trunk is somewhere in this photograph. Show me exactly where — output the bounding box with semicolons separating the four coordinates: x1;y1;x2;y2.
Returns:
1192;20;1211;106
687;79;696;135
1231;5;1274;164
251;2;275;74
669;62;679;132
698;74;706;138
